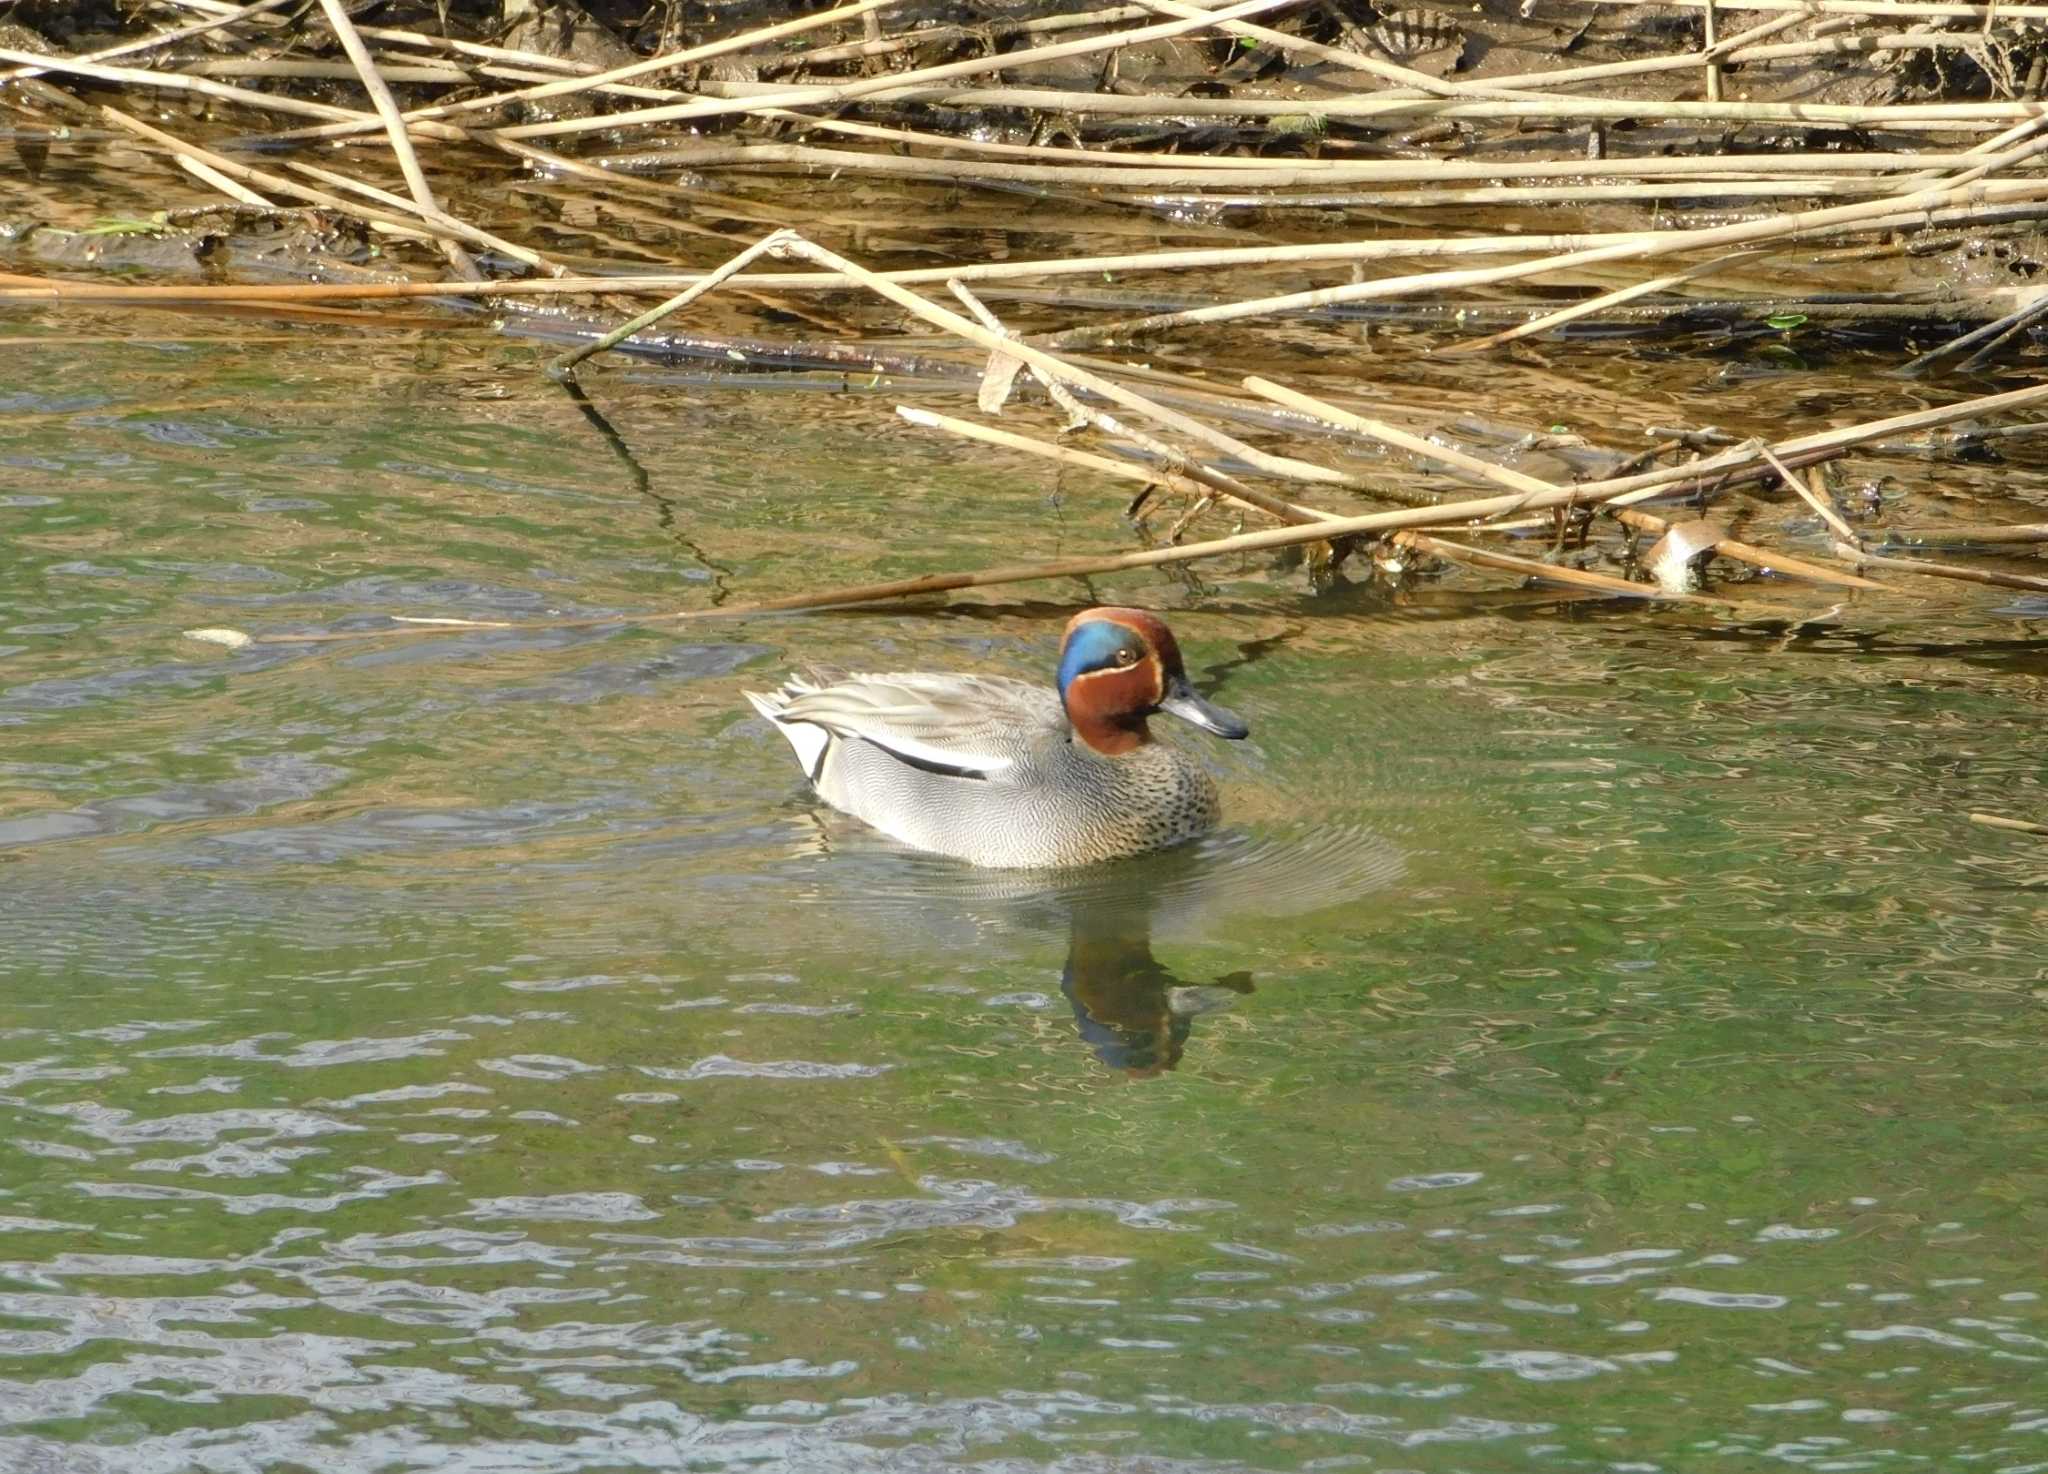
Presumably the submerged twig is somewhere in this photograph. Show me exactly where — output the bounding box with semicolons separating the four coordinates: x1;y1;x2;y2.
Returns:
1971;813;2048;837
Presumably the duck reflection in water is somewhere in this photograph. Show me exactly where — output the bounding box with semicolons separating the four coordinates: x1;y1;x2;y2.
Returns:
1062;891;1255;1076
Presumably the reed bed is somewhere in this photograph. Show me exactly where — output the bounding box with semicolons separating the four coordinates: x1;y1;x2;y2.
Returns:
6;0;2048;627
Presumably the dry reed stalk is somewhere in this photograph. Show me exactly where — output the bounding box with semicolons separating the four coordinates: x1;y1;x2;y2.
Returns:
1835;548;2048;594
1703;0;1722;103
1102;181;2011;211
634;141;1993;189
774;3;1169;68
1038;379;1333;530
1756;448;1862;549
315;0;477;280
285;0;897;144
1253;379;2048;537
782;80;2048;128
944;280;1031;415
1886;523;2048;546
1444;249;1773;353
555;229;1396;498
0;0;295;81
495;0;1300;140
896;406;1219;506
182;58;476;82
1424;23;1989;95
281;160;554;272
0;223;1869;303
98;106;446;248
0;44;384;125
1129;0;1548;100
479;134;873;233
1392;532;1704;602
1240;376;1885;589
547;232;817;372
760;113;1373;169
175;153;273;206
1043;170;2048;348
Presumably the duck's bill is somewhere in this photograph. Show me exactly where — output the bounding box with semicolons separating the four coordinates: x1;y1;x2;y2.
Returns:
1160;676;1250;740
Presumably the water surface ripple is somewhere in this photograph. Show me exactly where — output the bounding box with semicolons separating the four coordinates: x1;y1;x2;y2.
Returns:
2;336;2045;1472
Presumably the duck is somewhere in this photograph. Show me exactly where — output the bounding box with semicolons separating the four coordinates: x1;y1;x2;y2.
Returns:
745;607;1249;869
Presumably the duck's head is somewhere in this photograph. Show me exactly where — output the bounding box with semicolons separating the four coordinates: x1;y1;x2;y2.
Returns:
1056;607;1250;756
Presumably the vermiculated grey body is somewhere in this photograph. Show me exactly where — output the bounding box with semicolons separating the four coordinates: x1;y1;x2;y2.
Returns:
746;672;1221;869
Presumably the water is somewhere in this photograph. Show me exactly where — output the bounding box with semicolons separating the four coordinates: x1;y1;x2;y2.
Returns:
4;329;2047;1473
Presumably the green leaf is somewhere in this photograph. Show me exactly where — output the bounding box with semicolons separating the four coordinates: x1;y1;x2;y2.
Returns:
78;216;168;237
1765;312;1808;331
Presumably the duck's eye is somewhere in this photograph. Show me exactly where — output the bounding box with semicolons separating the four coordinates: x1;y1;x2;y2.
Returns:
1114;648;1140;667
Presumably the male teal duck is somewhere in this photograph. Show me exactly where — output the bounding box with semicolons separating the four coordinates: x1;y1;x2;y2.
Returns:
746;608;1248;869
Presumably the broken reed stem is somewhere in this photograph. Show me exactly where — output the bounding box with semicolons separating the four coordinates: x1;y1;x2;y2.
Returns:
547;231;801;372
1393;532;1706;603
936;275;1336;529
1240;376;1885;589
314;0;475;279
1703;0;1722;104
555;229;1392;498
1757;442;1864;549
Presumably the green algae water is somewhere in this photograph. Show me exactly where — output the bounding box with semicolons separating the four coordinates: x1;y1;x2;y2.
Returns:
3;327;2046;1473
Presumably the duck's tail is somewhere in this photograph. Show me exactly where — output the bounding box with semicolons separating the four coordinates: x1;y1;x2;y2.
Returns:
744;683;832;783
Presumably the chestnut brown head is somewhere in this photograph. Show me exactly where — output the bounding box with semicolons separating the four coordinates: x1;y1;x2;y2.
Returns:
1055;607;1248;756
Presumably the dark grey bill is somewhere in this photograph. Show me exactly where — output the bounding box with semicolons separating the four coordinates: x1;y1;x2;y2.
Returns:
1159;675;1250;739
